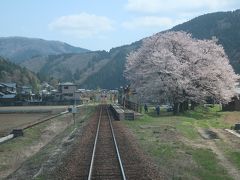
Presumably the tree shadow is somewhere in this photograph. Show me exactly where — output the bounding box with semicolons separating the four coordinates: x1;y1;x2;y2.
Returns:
146;110;173;117
181;108;221;120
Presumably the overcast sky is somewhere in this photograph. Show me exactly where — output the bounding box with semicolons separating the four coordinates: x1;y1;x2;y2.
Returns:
0;0;239;51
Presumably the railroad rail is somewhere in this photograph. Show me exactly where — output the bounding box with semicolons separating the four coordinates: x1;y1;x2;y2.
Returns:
88;105;126;180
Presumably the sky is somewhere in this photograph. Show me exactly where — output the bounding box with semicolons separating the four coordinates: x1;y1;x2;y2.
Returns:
0;0;239;51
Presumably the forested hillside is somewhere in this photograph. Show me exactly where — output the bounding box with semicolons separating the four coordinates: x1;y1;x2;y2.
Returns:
21;51;111;84
21;41;141;89
81;41;141;89
0;57;39;91
172;9;240;73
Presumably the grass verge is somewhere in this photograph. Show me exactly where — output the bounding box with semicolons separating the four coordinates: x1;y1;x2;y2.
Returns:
123;106;236;179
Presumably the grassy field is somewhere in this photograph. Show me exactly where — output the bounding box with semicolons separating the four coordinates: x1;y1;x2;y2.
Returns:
124;106;240;179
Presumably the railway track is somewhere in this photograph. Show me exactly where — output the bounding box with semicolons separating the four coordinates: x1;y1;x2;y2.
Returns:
88;105;126;180
52;104;161;179
6;105;162;179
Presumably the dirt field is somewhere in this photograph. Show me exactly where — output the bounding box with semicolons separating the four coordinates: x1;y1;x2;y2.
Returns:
0;113;50;136
0;106;68;113
4;106;95;179
0;106;70;137
0;112;74;178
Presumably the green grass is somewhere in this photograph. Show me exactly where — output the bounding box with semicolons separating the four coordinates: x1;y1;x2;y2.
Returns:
192;149;231;180
0;120;50;175
124;105;234;179
229;151;240;170
177;122;199;140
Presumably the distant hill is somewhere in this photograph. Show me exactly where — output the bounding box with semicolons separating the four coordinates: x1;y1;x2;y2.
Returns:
0;37;89;63
21;51;111;84
0;56;39;91
20;41;141;89
171;9;240;73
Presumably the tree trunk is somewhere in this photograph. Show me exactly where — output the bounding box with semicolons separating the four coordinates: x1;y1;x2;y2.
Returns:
178;101;189;113
191;101;196;110
183;101;189;111
173;103;180;115
179;103;184;113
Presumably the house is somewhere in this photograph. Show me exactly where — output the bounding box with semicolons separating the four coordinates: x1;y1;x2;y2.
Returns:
20;86;32;95
0;83;17;104
0;94;17;104
40;82;55;92
57;82;77;101
0;83;17;94
16;85;34;101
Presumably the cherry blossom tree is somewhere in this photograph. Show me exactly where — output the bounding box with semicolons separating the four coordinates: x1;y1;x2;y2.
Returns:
125;31;239;114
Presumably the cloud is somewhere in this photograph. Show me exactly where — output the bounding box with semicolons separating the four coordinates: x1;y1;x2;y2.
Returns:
125;0;238;13
125;0;163;13
122;16;185;29
49;12;114;38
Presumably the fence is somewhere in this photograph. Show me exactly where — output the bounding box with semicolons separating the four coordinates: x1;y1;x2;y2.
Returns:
125;100;142;113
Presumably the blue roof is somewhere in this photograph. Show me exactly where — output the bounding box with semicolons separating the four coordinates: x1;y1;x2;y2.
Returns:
1;94;16;99
0;83;16;88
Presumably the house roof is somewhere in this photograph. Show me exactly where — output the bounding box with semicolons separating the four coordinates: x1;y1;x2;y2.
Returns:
0;83;16;88
59;82;76;86
6;90;16;94
1;94;16;99
21;86;32;89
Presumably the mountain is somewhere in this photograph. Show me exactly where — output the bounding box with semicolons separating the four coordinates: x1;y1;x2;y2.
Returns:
0;56;39;91
17;9;240;89
83;9;240;88
0;37;89;63
171;9;240;73
20;41;141;89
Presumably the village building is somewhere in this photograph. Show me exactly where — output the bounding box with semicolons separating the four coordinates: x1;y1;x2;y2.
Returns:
57;82;78;101
0;83;17;95
20;86;32;95
0;83;17;104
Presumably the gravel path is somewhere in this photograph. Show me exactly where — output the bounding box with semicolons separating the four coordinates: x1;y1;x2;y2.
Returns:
113;120;164;180
52;107;99;179
196;127;240;180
